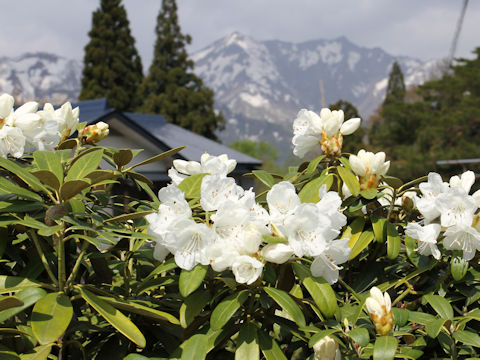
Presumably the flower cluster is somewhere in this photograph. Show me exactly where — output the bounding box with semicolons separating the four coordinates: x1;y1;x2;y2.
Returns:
0;93;79;158
406;171;480;261
146;154;350;285
292;108;361;158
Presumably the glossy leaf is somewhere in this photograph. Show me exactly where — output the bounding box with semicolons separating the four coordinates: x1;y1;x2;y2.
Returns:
0;276;42;294
337;166;360;196
33;151;63;185
236;322;259;360
210;290;249;330
344;217;365;246
59;179;91;201
178;173;208;198
128;146;186;170
0;157;47;193
180;290;211;328
78;287;146;347
371;216;386;243
292;263;338;317
0;296;23;311
264;287;306;327
424;294;453;319
453;330;480;347
298;174;333;203
349;327;369;347
19;345;52;360
0;288;47;322
0;177;42;202
31;170;60;190
31;292;73;345
350;230;374;260
360;188;377;199
113;149;133;167
0;200;43;213
0;345;20;360
386;222;400;259
373;335;398;360
383;176;403;189
258;330;287;360
178;334;208;360
179;265;208;298
99;296;180;324
65;148;103;181
451;254;469;281
104;211;154;223
391;308;409;327
252;170;275;188
262;234;288;244
425;318;446;338
305;155;326;176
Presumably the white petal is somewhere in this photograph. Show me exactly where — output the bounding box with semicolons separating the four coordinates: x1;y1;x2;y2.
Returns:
340;117;361;135
349;155;366;176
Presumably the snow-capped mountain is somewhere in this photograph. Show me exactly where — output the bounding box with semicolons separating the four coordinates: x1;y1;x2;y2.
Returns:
0;35;438;161
193;32;439;158
0;52;81;104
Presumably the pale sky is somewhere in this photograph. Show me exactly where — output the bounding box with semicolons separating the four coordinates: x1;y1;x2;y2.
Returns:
1;0;479;69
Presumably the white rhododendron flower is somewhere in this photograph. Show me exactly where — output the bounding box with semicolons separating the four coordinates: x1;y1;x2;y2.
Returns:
292;108;361;158
450;171;475;194
52;102;79;140
200;174;243;211
443;224;480;261
436;187;477;228
349;149;390;190
312;335;341;360
310;238;351;284
405;223;441;259
261;243;294;264
267;181;301;228
416;172;450;223
231;255;263;285
170;153;237;185
0;94;14;125
365;286;393;335
0;125;26;158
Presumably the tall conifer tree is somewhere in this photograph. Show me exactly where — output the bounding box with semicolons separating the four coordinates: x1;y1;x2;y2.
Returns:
80;0;143;111
384;61;406;104
139;0;224;140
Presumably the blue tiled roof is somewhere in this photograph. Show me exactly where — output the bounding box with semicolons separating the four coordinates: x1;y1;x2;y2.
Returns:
71;98;261;166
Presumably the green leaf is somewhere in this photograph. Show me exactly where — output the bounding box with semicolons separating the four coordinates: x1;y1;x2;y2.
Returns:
86;170;120;184
371;216;386;243
0;288;47;322
298;174;333;203
19;345;52;360
424;294;454;319
65;148;103;181
264;287;306;327
451;254;469;281
178;173;207;198
391;308;409;327
425;318;446;338
262;234;288;244
0;345;20;360
59;179;91;201
78;287;146;347
453;330;480;347
252;170;275;188
0;177;42;202
305;155;326;176
235;322;259;360
180;290;211;328
258;330;287;360
343;217;365;247
349;327;369;347
0;276;42;294
292;263;338;318
337;166;360;196
308;329;341;347
179;334;208;360
386;222;400;259
373;336;398;360
31;170;60;190
127;171;153;186
383;176;403;189
210;290;249;330
144;258;178;280
350;230;374;260
179;265;208;298
31;292;73;345
0;297;23;312
0;157;48;193
128;146;186;170
113;149;134;167
408;311;436;325
360;188;378;199
99;296;180;325
33;151;63;186
0;200;43;213
104;211;154;223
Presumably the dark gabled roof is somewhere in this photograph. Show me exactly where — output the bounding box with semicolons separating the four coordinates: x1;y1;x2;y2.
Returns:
71;98;261;166
125;112;261;166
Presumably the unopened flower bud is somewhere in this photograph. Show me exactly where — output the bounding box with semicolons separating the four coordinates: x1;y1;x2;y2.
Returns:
81;121;109;144
261;243;294;264
313;335;341;360
365;286;393;335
